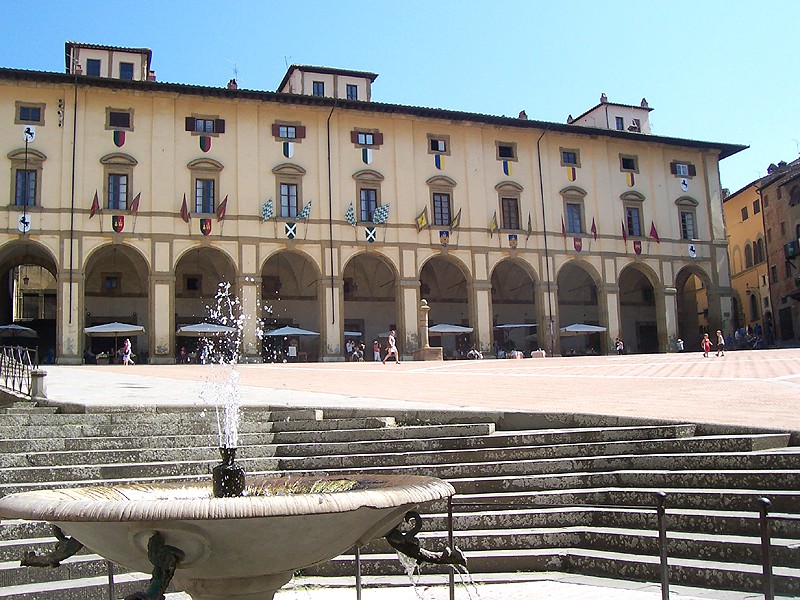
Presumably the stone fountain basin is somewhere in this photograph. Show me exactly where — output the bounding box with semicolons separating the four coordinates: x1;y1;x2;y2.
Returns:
0;475;454;586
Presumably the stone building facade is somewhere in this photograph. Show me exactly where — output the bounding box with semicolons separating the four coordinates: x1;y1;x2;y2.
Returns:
0;43;744;363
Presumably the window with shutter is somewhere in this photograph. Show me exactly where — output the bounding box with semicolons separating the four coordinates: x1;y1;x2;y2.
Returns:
185;115;225;136
352;129;383;147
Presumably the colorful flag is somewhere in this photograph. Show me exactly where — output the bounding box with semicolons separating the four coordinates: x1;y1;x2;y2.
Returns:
180;194;190;223
450;207;462;230
489;211;498;237
89;191;100;219
129;192;140;215
621;220;628;244
561;216;566;239
261;198;274;221
345;203;357;227
415;207;429;231
649;221;660;243
591;218;597;241
297;199;312;220
216;195;228;221
372;203;390;224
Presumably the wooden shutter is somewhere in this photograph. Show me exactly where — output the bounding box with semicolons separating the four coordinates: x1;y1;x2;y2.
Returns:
214;119;225;134
272;124;281;137
688;164;697;176
373;132;384;146
351;131;360;144
669;162;677;175
185;116;195;131
296;125;306;139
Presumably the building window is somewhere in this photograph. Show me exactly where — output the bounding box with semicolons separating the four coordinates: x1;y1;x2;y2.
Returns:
745;244;753;269
625;205;642;237
771;265;778;283
565;202;583;233
629;118;641;132
272;163;305;219
763;194;769;208
195;179;215;213
560;148;580;167
501;197;520;230
670;161;696;177
754;238;764;264
496;142;517;161
741;206;748;221
119;62;134;80
312;81;325;96
351;129;383;148
749;294;759;321
185;115;225;136
790;186;800;207
102;274;120;293
753;199;760;214
272;122;306;141
86;59;101;77
780;221;786;236
680;210;696;240
767;228;772;243
185;275;202;295
359;188;378;222
615;116;624;131
619;154;639;173
346;84;358;100
106;108;133;131
101;152;136;213
433;193;451;226
427;134;450;155
280;183;298;217
107;173;128;210
15;102;45;125
188;157;223;216
14;170;36;207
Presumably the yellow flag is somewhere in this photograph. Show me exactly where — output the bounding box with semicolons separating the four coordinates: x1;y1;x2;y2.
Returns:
489;211;498;237
451;207;462;230
416;206;429;231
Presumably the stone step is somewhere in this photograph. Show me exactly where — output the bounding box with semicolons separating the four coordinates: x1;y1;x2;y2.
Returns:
277;447;800;475
0;408;322;426
0;553;116;587
0;407;59;415
275;432;790;460
0;570;154;599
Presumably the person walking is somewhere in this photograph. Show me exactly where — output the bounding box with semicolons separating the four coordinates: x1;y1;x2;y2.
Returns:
614;337;624;355
716;329;725;357
372;339;381;362
122;338;133;365
382;329;400;364
701;333;712;358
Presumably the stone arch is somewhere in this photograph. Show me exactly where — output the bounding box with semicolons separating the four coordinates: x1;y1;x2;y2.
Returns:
744;243;753;268
100;152;138;166
495;180;524;193
556;259;603;355
188;157;224;171
426;175;457;188
675;264;712;351
730;244;743;275
342;251;399;356
618;262;662;353
352;169;384;183
490;257;541;352
419;254;473;358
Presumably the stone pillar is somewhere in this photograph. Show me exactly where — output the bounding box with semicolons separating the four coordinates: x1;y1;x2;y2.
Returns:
30;369;47;400
150;273;175;364
320;278;345;362
238;275;262;362
399;278;421;359
56;269;82;365
472;281;492;354
413;299;442;361
604;284;621;355
663;286;679;351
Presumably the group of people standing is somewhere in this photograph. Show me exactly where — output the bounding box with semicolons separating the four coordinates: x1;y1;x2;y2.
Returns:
701;330;726;357
345;330;400;364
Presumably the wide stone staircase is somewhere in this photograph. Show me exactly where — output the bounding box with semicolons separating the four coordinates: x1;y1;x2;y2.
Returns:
0;400;799;598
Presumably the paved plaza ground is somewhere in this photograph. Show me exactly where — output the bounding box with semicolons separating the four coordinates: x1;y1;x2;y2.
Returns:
38;348;800;599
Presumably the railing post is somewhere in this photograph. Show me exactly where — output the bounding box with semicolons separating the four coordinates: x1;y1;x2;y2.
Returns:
759;497;774;600
448;496;455;600
354;545;362;600
656;491;669;600
106;560;115;599
30;368;47;400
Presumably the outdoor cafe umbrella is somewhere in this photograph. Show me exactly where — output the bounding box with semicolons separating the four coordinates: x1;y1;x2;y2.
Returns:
0;324;38;339
262;326;319;337
176;323;237;336
84;322;145;353
559;323;607;336
428;324;474;334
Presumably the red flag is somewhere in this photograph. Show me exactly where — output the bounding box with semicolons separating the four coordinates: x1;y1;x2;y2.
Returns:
621;220;627;244
129;192;140;215
216;195;228;221
591;218;597;241
561;216;566;238
89;191;100;219
180;194;190;223
649;221;660;243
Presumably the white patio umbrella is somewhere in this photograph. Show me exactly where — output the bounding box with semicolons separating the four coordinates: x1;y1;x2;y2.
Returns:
84;322;145;336
176;323;237;336
262;326;319;337
428;324;474;334
0;324;38;338
559;323;607;336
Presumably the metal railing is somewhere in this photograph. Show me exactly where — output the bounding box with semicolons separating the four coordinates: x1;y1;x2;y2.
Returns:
0;345;38;397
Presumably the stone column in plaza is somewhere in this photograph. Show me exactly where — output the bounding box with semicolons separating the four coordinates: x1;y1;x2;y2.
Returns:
238;275;262;363
471;280;492;354
320;278;345;362
398;278;421;359
413;299;442;361
57;269;83;365
149;273;175;364
663;286;679;351
604;284;621;355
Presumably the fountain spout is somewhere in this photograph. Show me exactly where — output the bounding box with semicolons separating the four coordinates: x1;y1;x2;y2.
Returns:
385;510;467;568
212;447;246;498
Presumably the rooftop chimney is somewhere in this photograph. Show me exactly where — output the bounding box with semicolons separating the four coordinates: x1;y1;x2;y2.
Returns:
227;79;238;90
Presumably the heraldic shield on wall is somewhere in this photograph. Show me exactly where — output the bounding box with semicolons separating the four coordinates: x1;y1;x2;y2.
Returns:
112;215;124;233
200;218;212;236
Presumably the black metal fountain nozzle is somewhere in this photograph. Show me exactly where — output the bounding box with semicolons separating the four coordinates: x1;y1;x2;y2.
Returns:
212;447;246;498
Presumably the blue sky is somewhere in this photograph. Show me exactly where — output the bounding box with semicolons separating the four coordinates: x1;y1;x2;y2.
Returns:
2;0;797;194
